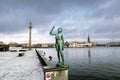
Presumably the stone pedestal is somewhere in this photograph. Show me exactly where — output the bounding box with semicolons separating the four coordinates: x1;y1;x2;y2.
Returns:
44;66;69;80
35;49;69;80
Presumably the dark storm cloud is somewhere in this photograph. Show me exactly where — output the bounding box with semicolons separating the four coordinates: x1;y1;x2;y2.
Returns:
0;0;107;33
0;0;120;42
84;0;120;39
63;0;120;40
90;1;120;29
0;0;62;33
90;0;120;19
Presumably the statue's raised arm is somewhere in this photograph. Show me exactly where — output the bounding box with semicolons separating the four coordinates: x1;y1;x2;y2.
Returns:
50;26;56;35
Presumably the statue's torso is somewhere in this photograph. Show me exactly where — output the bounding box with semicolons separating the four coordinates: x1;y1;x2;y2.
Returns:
55;33;63;44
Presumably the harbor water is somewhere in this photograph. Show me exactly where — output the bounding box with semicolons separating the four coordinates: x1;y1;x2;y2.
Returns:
40;47;120;80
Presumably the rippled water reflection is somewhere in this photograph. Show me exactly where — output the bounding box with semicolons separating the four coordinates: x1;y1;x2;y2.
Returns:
40;47;120;80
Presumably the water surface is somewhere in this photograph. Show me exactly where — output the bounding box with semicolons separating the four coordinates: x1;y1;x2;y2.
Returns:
40;47;120;80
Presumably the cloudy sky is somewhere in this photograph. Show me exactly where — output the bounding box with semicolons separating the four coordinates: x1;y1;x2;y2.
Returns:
0;0;120;44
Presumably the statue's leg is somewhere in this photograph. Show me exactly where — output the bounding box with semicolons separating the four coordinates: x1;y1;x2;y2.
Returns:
56;44;60;63
59;44;64;65
60;50;64;65
57;51;61;63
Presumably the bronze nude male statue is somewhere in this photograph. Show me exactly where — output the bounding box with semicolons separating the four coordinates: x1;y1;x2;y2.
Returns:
50;26;64;67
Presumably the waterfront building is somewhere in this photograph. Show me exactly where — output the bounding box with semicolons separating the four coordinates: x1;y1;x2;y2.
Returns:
66;35;98;48
32;43;55;48
75;42;87;47
41;44;49;48
40;43;55;48
8;42;18;47
106;41;120;47
68;41;87;48
21;43;29;48
86;34;92;47
9;47;22;52
32;44;41;48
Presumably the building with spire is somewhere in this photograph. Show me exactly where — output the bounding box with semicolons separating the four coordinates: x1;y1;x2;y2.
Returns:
87;34;90;43
86;34;92;47
68;34;97;48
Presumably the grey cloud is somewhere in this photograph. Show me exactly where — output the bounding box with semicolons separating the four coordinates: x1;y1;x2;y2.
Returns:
90;0;120;19
81;17;120;40
0;0;120;42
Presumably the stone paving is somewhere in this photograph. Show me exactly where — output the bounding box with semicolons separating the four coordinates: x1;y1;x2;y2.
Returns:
0;51;44;80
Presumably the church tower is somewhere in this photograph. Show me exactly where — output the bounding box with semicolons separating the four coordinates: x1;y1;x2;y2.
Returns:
87;34;90;43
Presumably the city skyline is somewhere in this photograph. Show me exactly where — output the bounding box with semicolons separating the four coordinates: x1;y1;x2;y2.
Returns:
0;0;120;44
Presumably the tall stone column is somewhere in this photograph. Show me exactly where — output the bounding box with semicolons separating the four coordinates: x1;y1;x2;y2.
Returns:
29;22;32;50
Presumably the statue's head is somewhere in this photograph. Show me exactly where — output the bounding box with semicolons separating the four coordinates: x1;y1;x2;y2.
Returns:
57;28;62;33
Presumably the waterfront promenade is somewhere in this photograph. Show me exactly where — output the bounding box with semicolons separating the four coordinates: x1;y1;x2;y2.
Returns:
0;50;44;80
